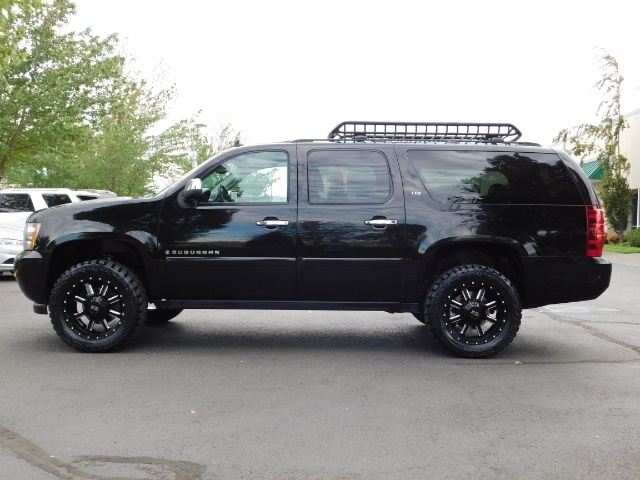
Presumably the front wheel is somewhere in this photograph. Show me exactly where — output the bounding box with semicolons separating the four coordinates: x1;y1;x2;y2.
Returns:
48;260;147;352
425;265;521;358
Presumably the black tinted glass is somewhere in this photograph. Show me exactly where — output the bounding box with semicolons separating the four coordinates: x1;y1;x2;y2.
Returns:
406;150;584;205
0;194;35;212
308;150;391;204
42;194;72;207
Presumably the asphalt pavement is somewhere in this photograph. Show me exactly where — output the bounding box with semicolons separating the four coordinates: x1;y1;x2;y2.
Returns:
0;256;638;480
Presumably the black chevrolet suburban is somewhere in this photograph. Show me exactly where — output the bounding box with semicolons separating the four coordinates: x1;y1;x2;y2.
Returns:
14;121;612;357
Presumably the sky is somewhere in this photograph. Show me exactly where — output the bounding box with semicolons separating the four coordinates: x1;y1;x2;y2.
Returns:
68;0;640;147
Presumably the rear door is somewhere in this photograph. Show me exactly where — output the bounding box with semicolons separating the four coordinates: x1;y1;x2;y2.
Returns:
296;145;406;302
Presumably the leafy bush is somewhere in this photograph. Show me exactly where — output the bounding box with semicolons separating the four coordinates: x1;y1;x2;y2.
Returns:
607;233;620;244
626;228;640;248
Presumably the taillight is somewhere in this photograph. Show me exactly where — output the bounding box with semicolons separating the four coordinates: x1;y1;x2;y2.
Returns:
586;205;605;257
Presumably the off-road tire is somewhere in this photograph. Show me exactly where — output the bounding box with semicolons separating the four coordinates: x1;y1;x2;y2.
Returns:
49;259;147;352
425;265;521;358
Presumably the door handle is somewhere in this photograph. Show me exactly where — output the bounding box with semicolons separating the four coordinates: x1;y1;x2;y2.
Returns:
364;218;398;228
256;220;289;227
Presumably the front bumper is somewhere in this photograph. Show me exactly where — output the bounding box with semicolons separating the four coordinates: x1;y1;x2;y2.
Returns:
14;250;51;305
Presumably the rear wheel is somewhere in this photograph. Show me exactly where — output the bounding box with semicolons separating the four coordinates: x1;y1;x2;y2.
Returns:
49;259;147;352
425;265;521;358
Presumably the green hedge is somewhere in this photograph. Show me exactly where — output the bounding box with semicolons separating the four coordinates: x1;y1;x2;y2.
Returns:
627;228;640;248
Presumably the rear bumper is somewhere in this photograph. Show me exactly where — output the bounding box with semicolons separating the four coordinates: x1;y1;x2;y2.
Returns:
520;256;612;308
14;250;51;305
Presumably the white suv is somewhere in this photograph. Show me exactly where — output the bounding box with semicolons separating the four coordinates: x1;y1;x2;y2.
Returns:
0;225;22;276
0;188;116;275
0;188;114;231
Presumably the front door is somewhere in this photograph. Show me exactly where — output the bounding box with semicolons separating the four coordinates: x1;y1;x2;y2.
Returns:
158;148;297;301
296;146;406;302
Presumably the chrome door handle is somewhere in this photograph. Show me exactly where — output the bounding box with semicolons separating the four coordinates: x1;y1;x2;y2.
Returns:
364;219;398;228
256;220;289;227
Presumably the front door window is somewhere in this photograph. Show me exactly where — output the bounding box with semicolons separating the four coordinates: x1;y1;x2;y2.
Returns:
201;151;288;204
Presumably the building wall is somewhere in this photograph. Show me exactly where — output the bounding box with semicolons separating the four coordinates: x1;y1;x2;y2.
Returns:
560;107;640;231
621;108;640;191
618;108;640;228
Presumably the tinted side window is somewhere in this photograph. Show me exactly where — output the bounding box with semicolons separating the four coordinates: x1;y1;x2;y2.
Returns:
0;194;35;212
42;194;72;207
201;151;288;204
308;150;391;204
406;150;584;205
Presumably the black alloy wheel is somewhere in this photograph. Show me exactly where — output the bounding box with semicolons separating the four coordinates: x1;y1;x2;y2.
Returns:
49;260;147;352
425;265;521;358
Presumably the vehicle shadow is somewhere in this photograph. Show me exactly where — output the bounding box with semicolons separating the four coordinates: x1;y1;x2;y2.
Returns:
130;312;619;364
19;313;628;365
132;314;446;356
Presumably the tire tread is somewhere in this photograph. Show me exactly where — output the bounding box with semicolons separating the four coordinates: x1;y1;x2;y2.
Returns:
425;265;521;358
49;259;146;352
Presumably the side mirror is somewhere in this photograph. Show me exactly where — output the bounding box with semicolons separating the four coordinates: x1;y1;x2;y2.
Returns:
178;178;204;207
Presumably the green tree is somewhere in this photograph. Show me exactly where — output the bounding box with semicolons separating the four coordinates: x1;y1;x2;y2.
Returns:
148;120;243;193
555;50;632;237
1;0;243;196
66;72;178;197
0;0;125;183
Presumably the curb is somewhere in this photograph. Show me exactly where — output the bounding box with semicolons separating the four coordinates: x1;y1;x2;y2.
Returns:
603;252;640;268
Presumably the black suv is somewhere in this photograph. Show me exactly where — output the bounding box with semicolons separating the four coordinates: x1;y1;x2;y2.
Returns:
14;121;612;357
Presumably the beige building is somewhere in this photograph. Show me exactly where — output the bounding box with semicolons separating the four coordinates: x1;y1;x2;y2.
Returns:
574;107;640;231
624;108;640;229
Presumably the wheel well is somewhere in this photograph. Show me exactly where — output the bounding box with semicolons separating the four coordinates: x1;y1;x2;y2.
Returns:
423;244;523;301
47;239;148;297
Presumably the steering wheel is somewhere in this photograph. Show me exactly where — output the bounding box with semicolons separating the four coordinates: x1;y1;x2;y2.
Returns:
214;184;232;202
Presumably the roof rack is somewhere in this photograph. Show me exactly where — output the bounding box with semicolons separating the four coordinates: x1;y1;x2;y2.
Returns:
328;121;523;144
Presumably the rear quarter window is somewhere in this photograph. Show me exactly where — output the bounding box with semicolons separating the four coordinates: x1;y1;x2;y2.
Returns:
406;150;584;205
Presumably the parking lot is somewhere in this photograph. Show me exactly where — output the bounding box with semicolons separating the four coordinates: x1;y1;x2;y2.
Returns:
1;254;639;480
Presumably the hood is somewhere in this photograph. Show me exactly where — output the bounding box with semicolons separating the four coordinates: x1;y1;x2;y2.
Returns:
27;195;157;222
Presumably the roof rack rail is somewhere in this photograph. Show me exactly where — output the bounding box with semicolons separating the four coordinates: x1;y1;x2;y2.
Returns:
328;121;523;143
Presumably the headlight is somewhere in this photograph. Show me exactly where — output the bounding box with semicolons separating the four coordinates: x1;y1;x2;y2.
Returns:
23;223;41;250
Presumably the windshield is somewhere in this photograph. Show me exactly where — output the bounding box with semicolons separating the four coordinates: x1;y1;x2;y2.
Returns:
0;193;35;212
